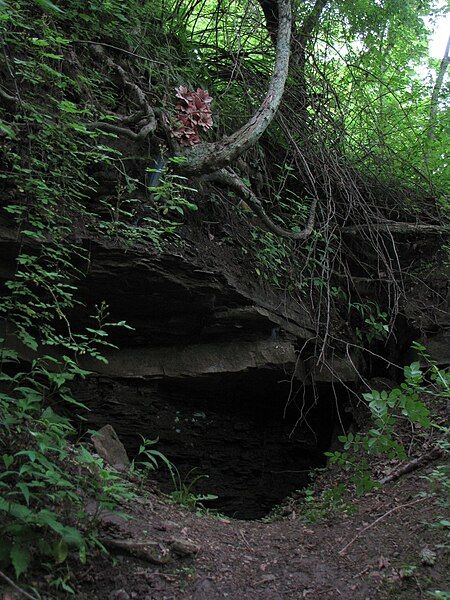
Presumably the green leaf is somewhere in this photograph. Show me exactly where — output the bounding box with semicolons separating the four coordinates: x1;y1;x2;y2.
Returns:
53;539;68;563
10;544;31;578
34;0;63;13
61;526;84;548
31;37;50;47
17;483;30;506
0;120;16;138
3;454;14;469
58;100;80;114
0;499;32;522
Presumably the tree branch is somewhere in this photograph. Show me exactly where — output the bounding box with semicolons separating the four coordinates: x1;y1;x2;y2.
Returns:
178;0;292;175
342;222;449;235
87;120;155;141
203;168;317;240
379;448;443;485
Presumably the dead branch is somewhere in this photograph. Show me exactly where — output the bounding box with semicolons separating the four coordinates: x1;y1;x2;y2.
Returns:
203;168;317;240
178;0;292;175
91;44;156;141
379;448;443;485
338;496;427;555
342;222;448;235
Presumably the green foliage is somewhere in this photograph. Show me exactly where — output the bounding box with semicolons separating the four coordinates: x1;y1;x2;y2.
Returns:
353;301;390;344
326;348;448;495
129;440;218;513
251;229;291;286
130;435;174;478
0;345;135;579
150;159;199;217
0;0;142;582
427;591;450;599
300;483;353;524
425;464;450;518
168;467;218;511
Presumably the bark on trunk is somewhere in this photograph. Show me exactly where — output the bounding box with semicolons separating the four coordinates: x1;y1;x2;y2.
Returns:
258;0;279;45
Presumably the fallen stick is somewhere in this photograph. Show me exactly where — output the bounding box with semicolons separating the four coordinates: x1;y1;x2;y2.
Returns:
0;569;38;600
338;496;426;555
379;448;443;484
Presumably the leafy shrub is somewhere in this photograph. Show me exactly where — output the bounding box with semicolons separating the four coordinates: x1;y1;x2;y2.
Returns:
326;347;449;495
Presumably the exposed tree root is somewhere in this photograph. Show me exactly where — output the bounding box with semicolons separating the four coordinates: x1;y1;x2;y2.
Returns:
203;168;317;240
90;44;156;142
178;0;292;175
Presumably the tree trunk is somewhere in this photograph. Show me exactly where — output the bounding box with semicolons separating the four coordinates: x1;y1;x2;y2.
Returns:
428;33;450;141
258;0;279;45
178;0;292;175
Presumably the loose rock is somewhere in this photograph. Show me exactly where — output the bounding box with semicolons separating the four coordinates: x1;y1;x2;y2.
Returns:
91;424;130;471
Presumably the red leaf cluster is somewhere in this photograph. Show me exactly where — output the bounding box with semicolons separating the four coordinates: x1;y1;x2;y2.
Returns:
172;86;213;146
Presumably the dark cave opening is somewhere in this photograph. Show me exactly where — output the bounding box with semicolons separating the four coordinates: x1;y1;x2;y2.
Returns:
76;372;351;520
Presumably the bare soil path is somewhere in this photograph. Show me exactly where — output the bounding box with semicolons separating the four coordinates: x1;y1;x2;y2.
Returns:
75;469;449;600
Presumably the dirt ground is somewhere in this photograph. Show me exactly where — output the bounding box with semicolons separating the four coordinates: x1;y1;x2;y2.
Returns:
67;460;449;600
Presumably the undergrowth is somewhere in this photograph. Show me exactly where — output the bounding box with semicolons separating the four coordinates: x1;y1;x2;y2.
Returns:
326;344;449;497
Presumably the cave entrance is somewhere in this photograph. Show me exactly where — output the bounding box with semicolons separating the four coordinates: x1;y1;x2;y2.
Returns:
78;372;348;520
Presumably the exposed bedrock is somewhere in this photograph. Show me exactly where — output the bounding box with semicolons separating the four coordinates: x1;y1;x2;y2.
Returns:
0;226;358;517
0;222;364;382
1;221;448;517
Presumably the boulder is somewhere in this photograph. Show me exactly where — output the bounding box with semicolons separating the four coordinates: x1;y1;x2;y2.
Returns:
91;425;130;471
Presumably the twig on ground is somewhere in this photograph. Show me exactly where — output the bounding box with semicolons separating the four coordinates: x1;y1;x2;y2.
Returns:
0;569;38;600
338;496;427;555
239;529;253;552
379;448;443;484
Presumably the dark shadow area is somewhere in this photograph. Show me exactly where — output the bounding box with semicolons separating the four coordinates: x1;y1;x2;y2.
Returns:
76;372;351;519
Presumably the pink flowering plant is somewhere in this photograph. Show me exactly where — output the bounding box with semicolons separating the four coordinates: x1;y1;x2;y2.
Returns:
172;86;213;146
